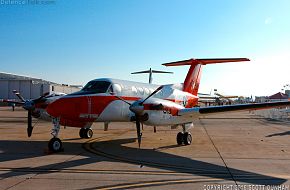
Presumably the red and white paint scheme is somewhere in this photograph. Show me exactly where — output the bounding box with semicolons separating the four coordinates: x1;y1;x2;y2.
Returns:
7;58;290;152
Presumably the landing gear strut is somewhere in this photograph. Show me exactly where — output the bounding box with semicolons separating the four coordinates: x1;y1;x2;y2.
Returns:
79;128;93;139
48;117;63;152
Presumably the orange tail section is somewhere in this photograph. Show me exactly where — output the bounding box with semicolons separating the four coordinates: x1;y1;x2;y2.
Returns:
163;58;250;96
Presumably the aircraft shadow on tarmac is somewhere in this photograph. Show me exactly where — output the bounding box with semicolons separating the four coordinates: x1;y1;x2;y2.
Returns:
0;138;286;185
266;131;290;137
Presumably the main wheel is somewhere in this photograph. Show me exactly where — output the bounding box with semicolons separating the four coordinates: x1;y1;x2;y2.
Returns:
48;138;63;152
79;128;86;138
84;128;93;139
176;132;184;145
183;132;192;145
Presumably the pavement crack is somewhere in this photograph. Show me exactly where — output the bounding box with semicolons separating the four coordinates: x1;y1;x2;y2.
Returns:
199;119;241;189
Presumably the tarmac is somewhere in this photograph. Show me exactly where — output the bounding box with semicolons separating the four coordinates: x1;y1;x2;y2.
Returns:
1;107;290;190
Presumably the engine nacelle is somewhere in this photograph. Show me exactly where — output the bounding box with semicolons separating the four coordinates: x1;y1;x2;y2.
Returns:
135;98;185;126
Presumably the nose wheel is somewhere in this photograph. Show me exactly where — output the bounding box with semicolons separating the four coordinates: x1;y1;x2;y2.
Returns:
48;137;63;152
176;132;192;145
79;128;93;139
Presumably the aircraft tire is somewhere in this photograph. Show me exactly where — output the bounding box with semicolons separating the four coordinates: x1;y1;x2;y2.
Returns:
48;138;63;152
183;132;192;145
84;128;93;139
177;132;184;145
79;128;86;138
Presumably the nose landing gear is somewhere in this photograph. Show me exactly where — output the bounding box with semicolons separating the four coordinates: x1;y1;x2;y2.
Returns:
48;137;62;152
48;117;63;152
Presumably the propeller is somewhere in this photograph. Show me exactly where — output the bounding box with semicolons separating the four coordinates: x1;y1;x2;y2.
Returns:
10;90;49;137
115;85;163;148
140;85;163;105
13;90;25;102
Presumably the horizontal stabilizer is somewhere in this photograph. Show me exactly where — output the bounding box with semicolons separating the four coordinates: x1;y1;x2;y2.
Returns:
163;58;250;66
131;70;173;74
131;68;173;83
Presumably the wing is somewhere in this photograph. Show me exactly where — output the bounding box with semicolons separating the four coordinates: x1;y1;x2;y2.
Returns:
178;101;290;116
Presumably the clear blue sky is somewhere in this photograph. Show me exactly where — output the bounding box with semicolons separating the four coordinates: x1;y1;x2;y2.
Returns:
1;0;289;96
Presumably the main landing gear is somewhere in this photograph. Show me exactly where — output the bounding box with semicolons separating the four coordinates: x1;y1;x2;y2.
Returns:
176;124;192;145
79;128;93;139
176;132;192;145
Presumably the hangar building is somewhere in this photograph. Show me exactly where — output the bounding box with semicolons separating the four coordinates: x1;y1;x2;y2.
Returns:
0;72;81;100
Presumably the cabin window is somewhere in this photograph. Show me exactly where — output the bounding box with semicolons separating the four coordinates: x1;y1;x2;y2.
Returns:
144;88;149;95
131;86;138;95
82;81;111;93
138;87;144;95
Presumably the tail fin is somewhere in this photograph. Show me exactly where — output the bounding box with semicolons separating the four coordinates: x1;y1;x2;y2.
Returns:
163;58;250;96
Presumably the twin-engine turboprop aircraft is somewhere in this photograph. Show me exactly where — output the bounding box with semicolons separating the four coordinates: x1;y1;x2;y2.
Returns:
4;58;290;152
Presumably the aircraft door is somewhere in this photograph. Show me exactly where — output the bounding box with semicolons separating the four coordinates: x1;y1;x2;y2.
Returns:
112;83;129;120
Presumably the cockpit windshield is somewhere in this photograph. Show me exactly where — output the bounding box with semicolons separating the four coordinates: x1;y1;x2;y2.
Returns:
82;81;111;93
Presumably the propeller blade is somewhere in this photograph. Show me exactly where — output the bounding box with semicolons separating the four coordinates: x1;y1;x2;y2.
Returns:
33;92;50;103
114;96;132;105
140;85;163;105
13;90;25;102
24;92;50;111
136;118;142;148
27;110;33;137
2;99;25;105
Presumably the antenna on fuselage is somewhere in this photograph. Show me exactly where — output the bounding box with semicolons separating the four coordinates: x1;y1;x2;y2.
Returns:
131;68;173;84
